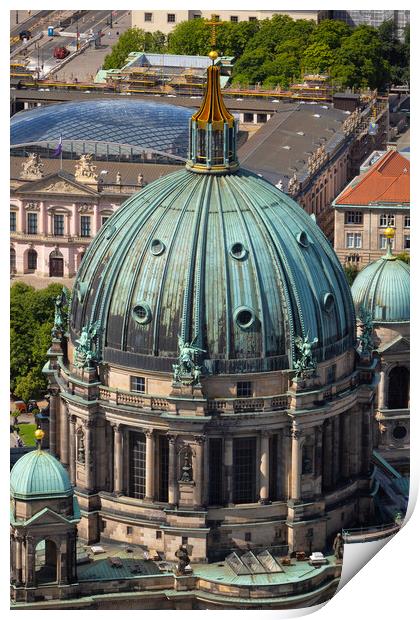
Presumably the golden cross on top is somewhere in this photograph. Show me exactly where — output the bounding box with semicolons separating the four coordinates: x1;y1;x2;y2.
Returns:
207;14;221;50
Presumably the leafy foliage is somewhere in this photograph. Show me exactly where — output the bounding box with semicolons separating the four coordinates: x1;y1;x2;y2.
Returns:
343;264;359;286
10;282;66;401
103;27;166;69
395;251;410;264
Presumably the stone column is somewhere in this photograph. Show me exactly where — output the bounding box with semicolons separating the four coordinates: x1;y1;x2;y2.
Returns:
202;436;209;507
259;431;270;504
224;436;233;505
282;428;290;499
332;416;340;485
322;419;333;490
84;420;94;492
69;415;76;485
60;401;69;467
168;435;178;506
378;370;387;409
113;424;123;496
290;426;303;501
276;430;283;500
341;412;351;480
145;430;155;501
362;405;373;475
25;536;35;587
15;536;23;585
193;436;205;508
48;389;59;456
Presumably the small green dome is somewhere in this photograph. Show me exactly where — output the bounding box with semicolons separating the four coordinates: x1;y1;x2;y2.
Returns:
10;449;73;500
351;256;409;323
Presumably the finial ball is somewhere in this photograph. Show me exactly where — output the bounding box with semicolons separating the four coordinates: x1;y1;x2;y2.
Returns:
34;428;45;441
384;226;395;239
209;50;218;61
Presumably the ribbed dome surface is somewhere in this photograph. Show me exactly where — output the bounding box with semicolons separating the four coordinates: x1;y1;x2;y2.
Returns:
10;450;73;500
351;256;410;323
70;168;355;374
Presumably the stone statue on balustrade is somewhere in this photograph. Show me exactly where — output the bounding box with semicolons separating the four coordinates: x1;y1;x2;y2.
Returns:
21;153;44;180
180;449;193;482
51;287;70;339
294;333;319;379
173;336;206;387
333;532;344;561
358;304;374;355
175;545;191;576
73;320;102;369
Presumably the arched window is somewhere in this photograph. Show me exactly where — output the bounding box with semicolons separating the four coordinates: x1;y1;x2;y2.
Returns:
27;249;37;271
10;247;16;274
388;366;410;409
35;539;57;585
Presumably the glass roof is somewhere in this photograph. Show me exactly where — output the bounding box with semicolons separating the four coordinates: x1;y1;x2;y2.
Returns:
10;98;193;158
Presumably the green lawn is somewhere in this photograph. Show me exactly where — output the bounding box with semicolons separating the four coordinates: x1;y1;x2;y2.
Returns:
17;423;37;447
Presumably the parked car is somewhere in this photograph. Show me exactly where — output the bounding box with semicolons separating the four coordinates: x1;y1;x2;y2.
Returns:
53;46;70;60
19;30;31;40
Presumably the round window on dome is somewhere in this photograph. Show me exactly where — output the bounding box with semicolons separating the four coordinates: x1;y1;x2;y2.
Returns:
105;224;117;240
393;425;407;440
150;239;165;256
234;306;255;329
296;231;309;248
323;293;335;313
230;242;248;260
132;302;152;325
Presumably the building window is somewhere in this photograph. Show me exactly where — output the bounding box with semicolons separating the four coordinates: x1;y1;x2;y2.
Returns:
249;16;257;21
380;234;394;250
131;376;145;393
28;249;37;271
53;214;64;236
167;13;176;23
158;436;169;502
27;212;38;234
80;215;91;237
182;536;188;545
346;232;362;249
237;381;252;398
245;532;252;542
346;253;360;263
233;437;256;504
156;531;162;539
345;210;363;224
127;526;133;535
404;215;410;228
129;432;146;499
101;216;110;227
209;438;223;505
244;112;254;123
327;364;336;384
404;235;410;249
379;213;395;227
10;212;16;232
144;12;152;22
193;14;200;19
230;15;238;22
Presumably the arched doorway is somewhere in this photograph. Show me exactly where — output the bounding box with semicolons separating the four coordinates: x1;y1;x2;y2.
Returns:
35;539;58;584
27;249;37;272
388;366;410;409
49;249;64;277
10;247;16;274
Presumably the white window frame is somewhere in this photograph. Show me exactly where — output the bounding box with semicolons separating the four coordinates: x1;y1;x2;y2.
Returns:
346;232;362;249
345;210;363;225
144;12;153;22
404;215;410;228
380;234;394;250
379;213;395;227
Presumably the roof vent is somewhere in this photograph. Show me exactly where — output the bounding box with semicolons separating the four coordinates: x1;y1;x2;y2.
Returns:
282;145;291;150
296;131;305;136
234;306;256;330
230;242;248;260
150;239;165;256
296;231;309;248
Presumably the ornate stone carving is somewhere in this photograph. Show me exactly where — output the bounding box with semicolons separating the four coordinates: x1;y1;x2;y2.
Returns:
288;172;299;196
137;172;144;187
333;532;344;560
290;428;302;440
358;304;374;355
293;333;318;378
24;201;40;211
73;321;102;369
172;336;206;386
175;545;190;575
44;180;86;194
75;154;98;184
77;430;86;464
51;287;69;339
21;153;44;180
77;203;94;214
116;171;122;185
180;449;193;482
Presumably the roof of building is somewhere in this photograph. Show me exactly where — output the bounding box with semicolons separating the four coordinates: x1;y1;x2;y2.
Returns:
335;149;410;206
238;102;348;186
10;98;193;158
10;448;73;500
351;249;410;323
70;166;355;375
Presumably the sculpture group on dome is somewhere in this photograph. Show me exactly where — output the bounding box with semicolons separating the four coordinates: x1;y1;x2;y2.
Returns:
73;320;102;369
21;152;44;180
293;333;319;378
357;304;375;355
172;336;206;386
51;288;70;339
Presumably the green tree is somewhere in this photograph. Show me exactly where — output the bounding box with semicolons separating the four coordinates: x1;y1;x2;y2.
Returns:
395;251;410;264
343;264;359;286
167;18;210;56
10;282;66;401
103;27;166;70
301;41;335;74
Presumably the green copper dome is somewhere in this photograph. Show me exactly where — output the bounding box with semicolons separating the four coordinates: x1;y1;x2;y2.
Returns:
69;64;355;374
10;449;73;500
351;255;409;323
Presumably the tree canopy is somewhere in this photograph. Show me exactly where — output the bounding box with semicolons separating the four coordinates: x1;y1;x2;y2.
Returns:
100;16;409;91
10;282;68;402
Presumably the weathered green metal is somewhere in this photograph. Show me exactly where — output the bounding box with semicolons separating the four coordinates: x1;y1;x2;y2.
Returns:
10;449;73;500
70;166;355;374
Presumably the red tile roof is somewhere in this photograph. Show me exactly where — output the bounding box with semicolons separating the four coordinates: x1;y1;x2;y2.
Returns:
336;150;410;206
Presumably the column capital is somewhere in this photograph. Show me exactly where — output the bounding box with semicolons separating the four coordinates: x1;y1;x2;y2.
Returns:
167;433;178;445
261;430;270;438
289;427;302;440
111;422;123;433
144;428;154;438
194;435;206;445
83;418;95;429
68;413;77;425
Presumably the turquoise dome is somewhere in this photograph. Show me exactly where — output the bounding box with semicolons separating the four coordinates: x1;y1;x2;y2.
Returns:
70;168;355;374
351;255;409;323
10;449;73;500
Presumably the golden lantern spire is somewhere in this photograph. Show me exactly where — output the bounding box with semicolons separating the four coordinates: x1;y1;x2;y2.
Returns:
383;226;396;260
